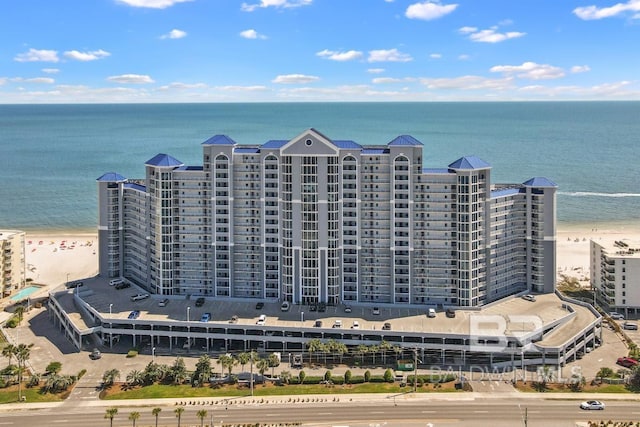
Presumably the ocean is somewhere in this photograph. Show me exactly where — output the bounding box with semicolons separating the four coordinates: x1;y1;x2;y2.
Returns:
1;102;639;232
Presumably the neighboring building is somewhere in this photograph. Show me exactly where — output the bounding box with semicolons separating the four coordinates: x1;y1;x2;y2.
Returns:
591;239;640;316
0;230;26;298
97;128;557;308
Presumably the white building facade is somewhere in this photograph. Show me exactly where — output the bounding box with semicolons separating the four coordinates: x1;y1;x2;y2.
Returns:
0;230;26;298
97;128;557;308
591;239;640;316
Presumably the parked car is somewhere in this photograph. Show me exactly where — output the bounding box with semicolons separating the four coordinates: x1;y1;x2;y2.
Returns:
318;302;327;312
158;298;169;307
580;400;605;410
200;312;211;322
446;308;456;318
351;321;360;329
130;293;150;302
89;348;102;360
115;282;130;290
427;308;436;318
195;297;205;307
66;281;84;289
610;312;625;320
109;278;124;286
617;357;639;368
229;315;238;324
309;304;317;312
333;319;342;328
522;294;536;302
256;314;266;325
344;305;352;313
255;302;264;310
281;301;290;311
314;320;323;328
382;322;392;330
128;310;140;319
372;307;380;315
623;321;638;330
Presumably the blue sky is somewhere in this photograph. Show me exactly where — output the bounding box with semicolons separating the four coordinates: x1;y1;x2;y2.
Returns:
1;0;640;103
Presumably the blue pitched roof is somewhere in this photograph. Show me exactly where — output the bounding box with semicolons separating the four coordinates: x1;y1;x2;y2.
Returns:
145;153;183;168
261;140;288;149
448;156;491;170
362;148;389;154
492;187;524;198
201;134;237;145
96;172;127;182
388;135;423;146
334;140;362;149
123;182;146;192
523;177;557;187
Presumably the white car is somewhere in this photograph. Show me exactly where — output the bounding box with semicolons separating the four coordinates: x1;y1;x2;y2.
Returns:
351;321;360;329
130;293;150;302
609;312;625;320
427;308;436;318
522;294;536;302
372;307;380;315
580;400;605;410
281;301;290;311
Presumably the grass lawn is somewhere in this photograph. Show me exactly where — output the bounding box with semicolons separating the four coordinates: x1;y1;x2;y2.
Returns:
0;384;70;404
514;381;634;394
101;380;461;400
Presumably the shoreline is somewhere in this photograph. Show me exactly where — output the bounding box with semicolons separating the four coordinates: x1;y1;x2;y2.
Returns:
15;220;640;295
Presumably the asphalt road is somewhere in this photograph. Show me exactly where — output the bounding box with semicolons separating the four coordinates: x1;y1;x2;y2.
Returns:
0;399;638;427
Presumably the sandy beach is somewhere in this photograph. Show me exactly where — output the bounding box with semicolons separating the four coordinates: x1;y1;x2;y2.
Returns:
19;223;640;294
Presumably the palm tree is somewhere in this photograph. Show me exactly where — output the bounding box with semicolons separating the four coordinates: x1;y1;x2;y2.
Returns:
2;344;16;368
171;357;188;384
174;406;184;427
151;407;162;427
193;354;212;386
237;352;250;371
126;370;145;387
256;358;269;379
15;343;33;401
306;339;322;363
217;353;236;378
356;344;368;364
14;306;25;324
267;353;280;378
379;340;392;365
596;367;614;383
196;409;208;427
128;411;140;427
104;407;118;427
102;368;121;388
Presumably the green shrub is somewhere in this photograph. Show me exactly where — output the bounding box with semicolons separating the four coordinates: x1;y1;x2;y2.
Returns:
126;350;138;358
364;370;371;382
383;368;394;383
344;370;352;384
5;317;19;328
324;370;332;381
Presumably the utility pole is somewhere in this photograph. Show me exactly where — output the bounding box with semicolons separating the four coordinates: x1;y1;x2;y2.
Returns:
250;353;254;397
413;348;418;393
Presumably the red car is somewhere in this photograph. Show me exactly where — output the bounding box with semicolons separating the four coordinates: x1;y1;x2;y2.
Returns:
616;357;639;368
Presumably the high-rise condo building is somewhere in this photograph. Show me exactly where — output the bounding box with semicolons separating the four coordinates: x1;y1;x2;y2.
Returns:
97;128;557;308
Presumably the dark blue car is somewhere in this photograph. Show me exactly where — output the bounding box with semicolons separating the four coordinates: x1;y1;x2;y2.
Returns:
128;310;140;319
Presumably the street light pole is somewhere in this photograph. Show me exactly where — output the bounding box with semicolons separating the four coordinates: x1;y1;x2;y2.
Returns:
109;303;113;315
152;347;156;363
301;311;304;324
187;306;190;322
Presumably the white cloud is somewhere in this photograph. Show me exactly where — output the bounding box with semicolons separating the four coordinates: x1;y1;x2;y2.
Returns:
241;0;312;12
460;26;526;43
316;49;363;61
160;29;187;39
367;68;386;74
116;0;193;9
14;48;59;63
490;62;565;80
0;78;7;86
574;0;640;20
240;29;267;40
158;82;208;90
420;75;514;90
368;48;413;63
216;85;269;92
41;68;60;74
12;77;55;84
107;74;155;84
64;49;111;61
458;54;470;60
272;74;320;84
372;77;416;84
405;1;458;20
429;53;442;59
571;65;591;73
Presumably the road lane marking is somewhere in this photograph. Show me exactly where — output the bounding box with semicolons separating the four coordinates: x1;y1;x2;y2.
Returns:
421;411;436;413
